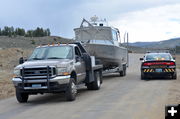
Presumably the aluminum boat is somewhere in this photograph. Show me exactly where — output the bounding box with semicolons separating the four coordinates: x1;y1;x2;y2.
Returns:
74;16;128;69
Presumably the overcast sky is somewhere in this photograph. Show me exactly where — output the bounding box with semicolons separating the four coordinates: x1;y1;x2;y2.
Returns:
0;0;180;42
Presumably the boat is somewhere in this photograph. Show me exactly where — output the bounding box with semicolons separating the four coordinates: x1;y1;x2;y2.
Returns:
74;16;128;69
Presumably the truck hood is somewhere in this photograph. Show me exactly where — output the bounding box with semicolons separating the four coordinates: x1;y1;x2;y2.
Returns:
15;59;73;69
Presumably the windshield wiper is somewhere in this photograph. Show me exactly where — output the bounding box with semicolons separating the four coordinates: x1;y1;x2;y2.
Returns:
47;57;63;59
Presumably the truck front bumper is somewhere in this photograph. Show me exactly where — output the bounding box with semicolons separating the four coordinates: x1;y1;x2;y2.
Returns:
12;75;71;92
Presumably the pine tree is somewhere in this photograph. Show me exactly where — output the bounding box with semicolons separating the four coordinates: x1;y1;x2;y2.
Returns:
15;28;25;36
2;26;9;36
25;30;33;37
46;28;51;36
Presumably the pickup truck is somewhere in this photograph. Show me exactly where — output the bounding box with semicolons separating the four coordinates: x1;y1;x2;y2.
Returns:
12;42;103;102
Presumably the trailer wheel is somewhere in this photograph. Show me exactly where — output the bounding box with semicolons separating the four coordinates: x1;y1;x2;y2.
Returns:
119;64;126;77
120;68;126;76
65;78;77;101
16;88;29;103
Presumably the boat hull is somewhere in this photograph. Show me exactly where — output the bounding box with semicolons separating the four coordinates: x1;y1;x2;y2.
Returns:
83;43;127;69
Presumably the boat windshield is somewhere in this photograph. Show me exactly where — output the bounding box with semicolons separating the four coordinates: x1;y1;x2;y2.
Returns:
28;46;73;60
75;28;112;41
75;27;120;46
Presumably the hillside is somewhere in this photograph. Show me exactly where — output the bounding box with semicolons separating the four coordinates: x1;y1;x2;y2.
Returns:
0;36;73;49
129;38;180;48
128;42;157;47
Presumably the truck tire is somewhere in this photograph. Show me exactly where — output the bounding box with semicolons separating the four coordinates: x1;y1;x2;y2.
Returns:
86;83;93;90
65;78;77;101
93;71;101;90
16;88;29;103
86;71;101;90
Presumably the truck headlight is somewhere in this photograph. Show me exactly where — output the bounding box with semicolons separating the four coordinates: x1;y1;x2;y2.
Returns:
57;68;70;76
13;69;21;77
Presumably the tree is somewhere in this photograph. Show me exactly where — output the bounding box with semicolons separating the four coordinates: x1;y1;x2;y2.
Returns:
2;26;9;36
0;26;51;37
15;28;25;36
8;26;15;37
25;30;33;37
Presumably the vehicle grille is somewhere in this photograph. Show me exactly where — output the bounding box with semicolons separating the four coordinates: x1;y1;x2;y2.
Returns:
21;67;56;79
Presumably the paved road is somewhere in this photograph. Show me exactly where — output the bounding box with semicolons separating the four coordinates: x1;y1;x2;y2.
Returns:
0;53;178;119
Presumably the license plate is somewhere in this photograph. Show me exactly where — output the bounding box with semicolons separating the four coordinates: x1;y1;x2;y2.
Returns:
32;84;42;88
155;69;162;72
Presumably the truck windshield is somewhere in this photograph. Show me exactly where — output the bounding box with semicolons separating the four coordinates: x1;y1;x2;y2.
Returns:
29;46;73;60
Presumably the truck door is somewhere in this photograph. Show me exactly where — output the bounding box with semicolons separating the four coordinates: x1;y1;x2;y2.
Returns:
74;47;86;83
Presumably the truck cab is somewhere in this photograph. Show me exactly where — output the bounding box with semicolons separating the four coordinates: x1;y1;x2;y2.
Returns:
12;43;103;102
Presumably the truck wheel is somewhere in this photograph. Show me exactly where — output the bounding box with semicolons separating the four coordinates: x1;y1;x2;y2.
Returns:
86;71;101;90
65;78;77;101
92;71;101;90
86;83;93;90
16;89;29;103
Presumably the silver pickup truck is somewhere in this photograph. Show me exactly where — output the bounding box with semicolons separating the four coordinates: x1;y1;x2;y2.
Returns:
12;43;103;102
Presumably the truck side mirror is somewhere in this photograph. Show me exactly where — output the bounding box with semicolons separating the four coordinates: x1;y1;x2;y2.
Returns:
173;57;176;60
19;57;24;64
139;58;143;61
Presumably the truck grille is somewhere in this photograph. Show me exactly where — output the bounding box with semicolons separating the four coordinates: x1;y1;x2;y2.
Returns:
21;67;56;79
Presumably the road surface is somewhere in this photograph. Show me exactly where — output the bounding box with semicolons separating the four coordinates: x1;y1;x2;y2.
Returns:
0;53;179;119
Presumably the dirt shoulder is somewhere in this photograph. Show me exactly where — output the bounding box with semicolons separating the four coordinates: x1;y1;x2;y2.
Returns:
0;48;32;99
168;71;180;104
0;70;14;99
167;55;180;104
